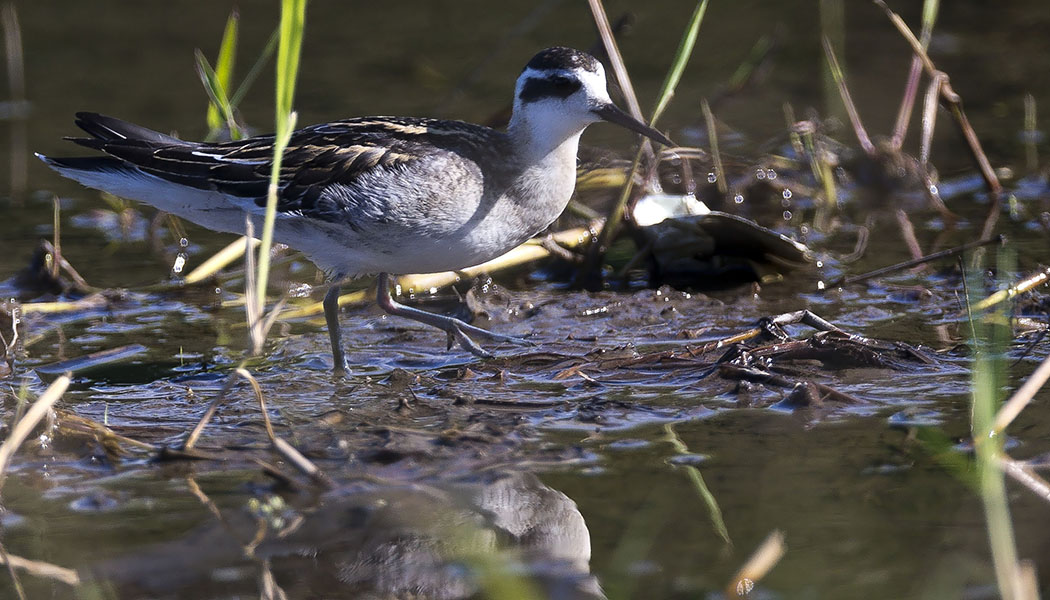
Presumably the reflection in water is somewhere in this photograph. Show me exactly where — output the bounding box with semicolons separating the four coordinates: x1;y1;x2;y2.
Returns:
86;471;604;600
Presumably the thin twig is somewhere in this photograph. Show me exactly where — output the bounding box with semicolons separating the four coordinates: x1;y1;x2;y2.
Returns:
891;1;936;149
272;437;332;488
839;218;874;264
993;353;1050;434
181;372;240;450
1023;94;1038;172
235;367;333;488
39;239;91;292
919;70;945;167
891;54;923;149
821;36;874;156
972;266;1050;313
0;375;70;492
184;235;260;284
259;559;290;600
50;197;61;281
0;548;79;587
824;235;1002;289
725;530;785;597
586;0;651;158
235;368;276;440
0;540;26;600
701;98;727;196
662;423;730;545
186;476;225;521
895;208;924;262
1002;457;1050;504
873;0;1001;197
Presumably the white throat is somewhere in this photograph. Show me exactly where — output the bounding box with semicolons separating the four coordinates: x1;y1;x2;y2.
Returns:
507;101;590;164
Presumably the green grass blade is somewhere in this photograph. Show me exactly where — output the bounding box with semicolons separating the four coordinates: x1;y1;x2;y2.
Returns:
194;49;240;140
663;424;731;545
820;0;846;126
822;36;874;155
921;0;940;32
275;0;306;126
255;0;307;318
649;0;709;126
206;9;239;133
966;252;1027;600
229;28;279;109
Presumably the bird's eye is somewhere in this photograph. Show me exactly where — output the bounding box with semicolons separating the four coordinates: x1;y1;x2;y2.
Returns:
551;75;573;88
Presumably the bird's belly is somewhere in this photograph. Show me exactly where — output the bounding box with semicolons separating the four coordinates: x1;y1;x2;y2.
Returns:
285;212;538;277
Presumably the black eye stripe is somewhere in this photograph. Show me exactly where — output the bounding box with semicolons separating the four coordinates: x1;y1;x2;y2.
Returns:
518;76;582;103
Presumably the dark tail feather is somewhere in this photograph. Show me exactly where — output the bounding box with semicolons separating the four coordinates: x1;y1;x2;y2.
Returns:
73;112;184;145
35;153;133;174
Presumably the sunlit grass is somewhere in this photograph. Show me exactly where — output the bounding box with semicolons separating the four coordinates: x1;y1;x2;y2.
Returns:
197;9;280;143
204;9;238;137
252;0;305;331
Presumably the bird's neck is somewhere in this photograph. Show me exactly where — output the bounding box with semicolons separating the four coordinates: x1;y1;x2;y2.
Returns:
507;108;587;167
501;112;584;234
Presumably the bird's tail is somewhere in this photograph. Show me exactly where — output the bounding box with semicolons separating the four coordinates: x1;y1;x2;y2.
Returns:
68;112;184;148
36;153;128;173
36;112;186;176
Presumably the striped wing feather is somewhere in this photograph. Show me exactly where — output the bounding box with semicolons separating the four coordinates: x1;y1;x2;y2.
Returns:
66;112;500;216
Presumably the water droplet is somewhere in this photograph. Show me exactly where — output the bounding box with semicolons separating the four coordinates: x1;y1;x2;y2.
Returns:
288;283;312;298
782;210;792;220
929;184;939;196
816;260;824;268
817;280;826;290
171;254;186;274
733;194;744;204
707;172;717;183
782;188;792;199
756;169;766;180
737;579;755;595
766;169;777;180
179;237;189;248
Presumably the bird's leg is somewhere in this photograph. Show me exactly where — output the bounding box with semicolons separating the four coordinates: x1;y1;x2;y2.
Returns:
375;272;527;358
323;284;349;374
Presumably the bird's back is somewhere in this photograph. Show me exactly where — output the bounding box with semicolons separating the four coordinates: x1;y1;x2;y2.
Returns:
40;113;561;277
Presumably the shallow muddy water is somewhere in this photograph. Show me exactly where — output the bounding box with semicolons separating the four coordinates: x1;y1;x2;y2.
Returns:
2;1;1050;599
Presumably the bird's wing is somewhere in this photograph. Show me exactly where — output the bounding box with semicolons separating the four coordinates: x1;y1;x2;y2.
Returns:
64;112;502;217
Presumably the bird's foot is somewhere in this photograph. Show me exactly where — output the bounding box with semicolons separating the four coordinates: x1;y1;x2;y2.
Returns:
442;318;533;358
375;273;533;359
331;355;351;376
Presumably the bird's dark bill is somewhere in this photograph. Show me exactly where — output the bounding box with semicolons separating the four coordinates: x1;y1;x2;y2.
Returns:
592;103;673;147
